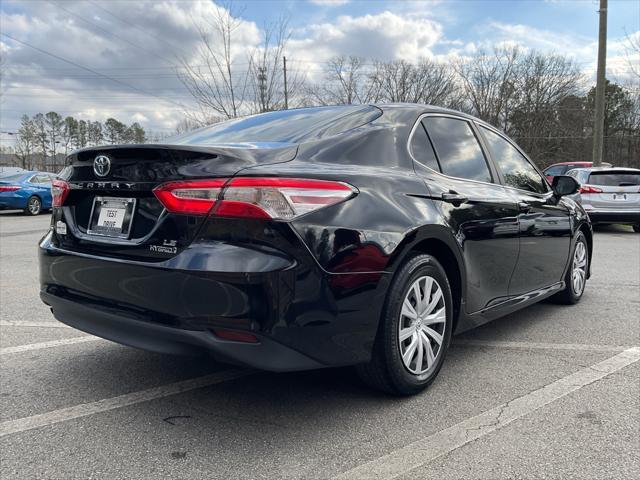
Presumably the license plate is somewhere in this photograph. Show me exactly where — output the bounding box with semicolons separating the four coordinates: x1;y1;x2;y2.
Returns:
613;194;627;201
87;196;136;238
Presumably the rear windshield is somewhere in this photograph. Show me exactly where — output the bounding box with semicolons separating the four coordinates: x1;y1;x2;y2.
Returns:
588;171;640;186
0;173;26;182
169;105;381;145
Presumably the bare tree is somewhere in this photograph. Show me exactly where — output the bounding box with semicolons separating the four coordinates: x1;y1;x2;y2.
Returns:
370;59;461;107
248;18;304;112
306;56;374;105
32;113;49;170
14;115;37;170
44;112;64;171
87;121;104;146
509;52;582;161
622;32;640;79
76;120;88;149
179;2;251;121
455;47;521;129
61;116;79;155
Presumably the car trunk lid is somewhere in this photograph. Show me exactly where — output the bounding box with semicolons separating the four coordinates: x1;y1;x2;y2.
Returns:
54;143;297;261
583;170;640;210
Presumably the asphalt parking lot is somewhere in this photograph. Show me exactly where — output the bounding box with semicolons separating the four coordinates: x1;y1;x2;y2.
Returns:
0;210;638;479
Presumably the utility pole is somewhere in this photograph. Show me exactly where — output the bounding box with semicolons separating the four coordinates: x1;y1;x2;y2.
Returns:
592;0;607;167
283;56;289;110
257;67;267;112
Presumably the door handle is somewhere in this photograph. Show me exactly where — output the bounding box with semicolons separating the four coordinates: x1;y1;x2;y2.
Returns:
518;202;532;213
441;191;468;206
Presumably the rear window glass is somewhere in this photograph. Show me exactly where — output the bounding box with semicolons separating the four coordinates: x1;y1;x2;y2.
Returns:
0;173;26;182
410;122;440;171
567;169;589;184
588;172;640;186
169;105;381;145
544;166;566;176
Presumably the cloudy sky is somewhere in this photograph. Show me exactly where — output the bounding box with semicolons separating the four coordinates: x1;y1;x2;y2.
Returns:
1;0;638;143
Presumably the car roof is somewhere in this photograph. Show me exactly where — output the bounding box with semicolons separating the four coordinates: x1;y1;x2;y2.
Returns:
376;103;478;120
549;161;593;166
568;167;639;173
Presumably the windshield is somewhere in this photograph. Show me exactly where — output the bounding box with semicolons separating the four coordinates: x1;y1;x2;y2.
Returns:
588;171;640;186
169;105;381;145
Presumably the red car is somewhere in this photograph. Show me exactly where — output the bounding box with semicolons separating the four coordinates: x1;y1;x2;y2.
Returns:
543;161;612;183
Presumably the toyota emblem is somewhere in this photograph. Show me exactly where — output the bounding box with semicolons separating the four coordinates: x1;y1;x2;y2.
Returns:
93;155;111;178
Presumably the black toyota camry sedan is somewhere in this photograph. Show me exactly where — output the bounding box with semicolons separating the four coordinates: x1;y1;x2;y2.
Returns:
39;104;592;395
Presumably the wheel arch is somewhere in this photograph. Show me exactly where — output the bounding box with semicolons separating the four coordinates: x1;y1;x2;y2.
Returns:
577;220;593;279
388;225;466;331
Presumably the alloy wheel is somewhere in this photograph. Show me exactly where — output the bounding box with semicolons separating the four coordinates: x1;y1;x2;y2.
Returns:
398;275;447;375
28;197;41;215
572;240;587;295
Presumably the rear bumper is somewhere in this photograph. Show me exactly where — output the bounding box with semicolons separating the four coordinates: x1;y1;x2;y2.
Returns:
586;210;640;225
41;291;324;371
39;233;388;371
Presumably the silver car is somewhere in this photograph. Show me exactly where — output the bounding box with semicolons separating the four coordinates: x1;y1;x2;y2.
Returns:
567;167;640;232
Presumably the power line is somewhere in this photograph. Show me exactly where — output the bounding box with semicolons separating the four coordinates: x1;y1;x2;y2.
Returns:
0;32;186;109
86;0;191;59
47;0;177;66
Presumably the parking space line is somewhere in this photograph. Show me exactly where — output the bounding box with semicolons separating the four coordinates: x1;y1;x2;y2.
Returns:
0;336;99;355
0;229;49;238
0;321;71;329
334;347;640;480
0;369;251;438
453;339;630;353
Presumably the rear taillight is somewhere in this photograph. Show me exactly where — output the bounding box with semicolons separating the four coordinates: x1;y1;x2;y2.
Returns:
0;186;21;192
153;177;357;220
579;185;603;194
219;177;356;220
153;179;226;215
51;180;70;207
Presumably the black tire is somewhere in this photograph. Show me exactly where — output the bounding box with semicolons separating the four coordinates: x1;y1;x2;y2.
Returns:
357;253;453;396
552;231;588;305
633;224;640;233
24;196;42;216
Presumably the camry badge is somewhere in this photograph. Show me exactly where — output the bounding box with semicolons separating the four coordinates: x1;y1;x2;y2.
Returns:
93;155;111;178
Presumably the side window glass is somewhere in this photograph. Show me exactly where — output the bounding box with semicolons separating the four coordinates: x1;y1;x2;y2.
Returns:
39;175;52;184
545;166;563;176
423;117;492;183
28;175;39;184
409;122;440;172
480;126;548;194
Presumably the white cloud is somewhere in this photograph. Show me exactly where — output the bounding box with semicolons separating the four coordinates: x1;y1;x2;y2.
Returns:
0;0;262;135
478;22;639;82
289;11;442;64
309;0;351;6
1;0;637;143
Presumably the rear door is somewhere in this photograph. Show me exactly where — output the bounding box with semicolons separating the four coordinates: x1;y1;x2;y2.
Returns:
478;125;572;294
411;115;520;313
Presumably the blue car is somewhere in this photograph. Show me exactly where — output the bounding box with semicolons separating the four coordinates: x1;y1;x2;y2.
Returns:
0;171;57;215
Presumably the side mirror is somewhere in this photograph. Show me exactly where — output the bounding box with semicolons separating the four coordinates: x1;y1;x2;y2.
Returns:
552;175;579;197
